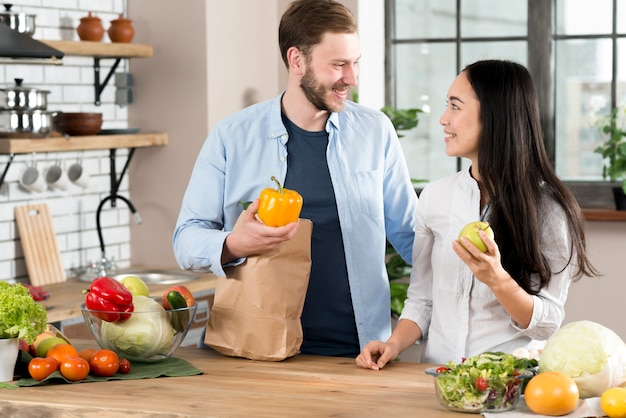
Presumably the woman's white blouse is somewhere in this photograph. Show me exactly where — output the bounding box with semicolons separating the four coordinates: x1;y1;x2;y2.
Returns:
400;169;574;364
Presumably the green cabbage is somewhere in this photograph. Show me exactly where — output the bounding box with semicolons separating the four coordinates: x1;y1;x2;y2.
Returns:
539;320;626;398
100;295;175;358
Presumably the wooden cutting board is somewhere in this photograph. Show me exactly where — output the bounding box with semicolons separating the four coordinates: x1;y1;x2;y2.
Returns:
15;204;66;286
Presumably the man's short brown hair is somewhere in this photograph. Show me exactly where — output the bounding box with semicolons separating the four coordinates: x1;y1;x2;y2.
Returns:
279;0;357;67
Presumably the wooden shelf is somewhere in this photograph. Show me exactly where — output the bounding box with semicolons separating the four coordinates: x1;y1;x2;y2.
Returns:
583;208;626;221
40;40;153;58
0;133;168;154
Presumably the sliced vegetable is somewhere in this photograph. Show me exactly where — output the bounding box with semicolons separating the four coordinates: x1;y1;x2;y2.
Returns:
433;352;537;411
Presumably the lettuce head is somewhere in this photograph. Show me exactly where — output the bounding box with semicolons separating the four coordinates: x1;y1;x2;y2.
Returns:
100;295;175;358
539;320;626;398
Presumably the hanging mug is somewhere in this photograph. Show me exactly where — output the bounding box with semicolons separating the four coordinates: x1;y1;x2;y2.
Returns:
45;162;71;191
67;159;90;188
19;163;46;193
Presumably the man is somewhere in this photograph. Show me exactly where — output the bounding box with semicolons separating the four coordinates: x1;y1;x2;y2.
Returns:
173;0;417;357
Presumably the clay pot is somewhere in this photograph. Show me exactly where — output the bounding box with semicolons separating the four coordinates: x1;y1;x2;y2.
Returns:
77;12;104;42
108;14;134;43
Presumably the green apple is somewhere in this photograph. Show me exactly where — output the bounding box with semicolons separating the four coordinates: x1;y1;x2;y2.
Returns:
35;336;68;357
458;221;494;253
120;275;150;297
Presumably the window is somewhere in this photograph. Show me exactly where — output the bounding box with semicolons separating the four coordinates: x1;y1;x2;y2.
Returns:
388;0;626;207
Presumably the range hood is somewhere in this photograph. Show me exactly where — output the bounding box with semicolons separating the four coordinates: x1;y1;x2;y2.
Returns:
0;24;63;64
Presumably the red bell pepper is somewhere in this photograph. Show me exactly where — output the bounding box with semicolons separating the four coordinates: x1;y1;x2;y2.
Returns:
85;276;134;322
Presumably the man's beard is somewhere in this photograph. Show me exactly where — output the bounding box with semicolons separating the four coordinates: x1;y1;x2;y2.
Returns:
300;69;347;113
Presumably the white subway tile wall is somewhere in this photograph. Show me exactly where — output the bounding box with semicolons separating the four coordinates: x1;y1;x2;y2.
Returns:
0;1;136;284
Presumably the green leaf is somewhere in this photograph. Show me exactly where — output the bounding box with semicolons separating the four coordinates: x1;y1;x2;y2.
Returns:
239;201;252;210
17;356;202;387
380;106;423;138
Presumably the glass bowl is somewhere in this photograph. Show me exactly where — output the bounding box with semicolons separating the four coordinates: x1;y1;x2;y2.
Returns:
425;367;534;413
81;299;198;363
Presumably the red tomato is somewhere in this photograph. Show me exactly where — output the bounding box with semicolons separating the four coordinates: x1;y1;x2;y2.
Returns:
435;366;449;374
46;343;79;365
78;348;97;362
89;349;119;377
28;357;59;381
118;358;131;374
162;285;194;309
60;357;90;381
474;377;489;391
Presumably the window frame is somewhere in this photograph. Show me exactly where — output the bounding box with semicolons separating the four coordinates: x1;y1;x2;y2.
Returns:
385;0;624;208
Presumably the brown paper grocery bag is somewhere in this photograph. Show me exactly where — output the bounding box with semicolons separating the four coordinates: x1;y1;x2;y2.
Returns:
204;218;313;361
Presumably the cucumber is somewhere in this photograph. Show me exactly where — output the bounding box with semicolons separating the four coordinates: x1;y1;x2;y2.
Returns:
167;290;189;332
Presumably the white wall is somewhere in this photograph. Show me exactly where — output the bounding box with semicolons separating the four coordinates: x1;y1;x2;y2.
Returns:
563;221;626;337
126;0;285;268
0;1;132;283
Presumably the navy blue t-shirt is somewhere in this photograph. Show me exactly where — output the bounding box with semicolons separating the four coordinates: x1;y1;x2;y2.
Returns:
282;114;360;357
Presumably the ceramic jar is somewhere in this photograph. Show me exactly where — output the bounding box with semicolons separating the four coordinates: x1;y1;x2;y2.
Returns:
108;14;134;43
77;12;104;42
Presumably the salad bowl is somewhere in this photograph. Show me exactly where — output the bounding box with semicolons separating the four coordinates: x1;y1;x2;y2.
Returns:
425;352;537;413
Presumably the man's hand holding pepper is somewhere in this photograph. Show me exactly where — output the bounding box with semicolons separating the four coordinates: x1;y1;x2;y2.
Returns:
221;199;300;264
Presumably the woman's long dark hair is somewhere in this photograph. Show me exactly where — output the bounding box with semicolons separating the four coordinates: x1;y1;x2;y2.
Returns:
464;60;599;294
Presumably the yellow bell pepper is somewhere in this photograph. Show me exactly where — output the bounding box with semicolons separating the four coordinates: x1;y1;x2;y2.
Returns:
257;176;303;227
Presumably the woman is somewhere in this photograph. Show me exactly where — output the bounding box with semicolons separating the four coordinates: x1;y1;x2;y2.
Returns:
356;60;599;368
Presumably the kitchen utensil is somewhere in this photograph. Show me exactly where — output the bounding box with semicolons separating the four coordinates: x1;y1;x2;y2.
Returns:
0;78;50;110
0;4;36;36
45;162;70;191
76;11;104;42
108;14;134;43
67;160;90;188
53;112;102;136
19;163;46;193
15;204;66;286
0;109;52;138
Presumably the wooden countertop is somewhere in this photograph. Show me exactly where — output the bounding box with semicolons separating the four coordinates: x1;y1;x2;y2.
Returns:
0;342;455;417
40;273;217;324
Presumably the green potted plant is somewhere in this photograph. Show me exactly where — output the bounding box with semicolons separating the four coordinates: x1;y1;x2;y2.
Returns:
0;282;47;382
594;106;626;210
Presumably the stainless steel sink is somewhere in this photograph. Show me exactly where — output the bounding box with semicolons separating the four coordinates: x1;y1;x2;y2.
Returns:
78;269;202;284
113;270;202;285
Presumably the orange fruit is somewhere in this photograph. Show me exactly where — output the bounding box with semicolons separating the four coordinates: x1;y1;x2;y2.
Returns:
601;387;626;418
525;371;580;416
46;343;79;365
